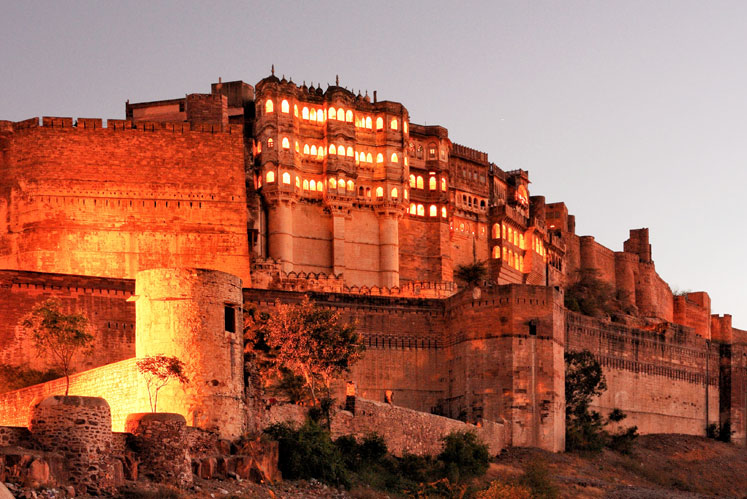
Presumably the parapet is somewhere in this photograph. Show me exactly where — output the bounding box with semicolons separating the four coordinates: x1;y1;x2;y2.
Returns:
2;116;242;135
451;142;488;163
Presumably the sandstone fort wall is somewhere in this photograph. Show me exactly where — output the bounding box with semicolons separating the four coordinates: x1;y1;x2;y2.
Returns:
0;120;251;284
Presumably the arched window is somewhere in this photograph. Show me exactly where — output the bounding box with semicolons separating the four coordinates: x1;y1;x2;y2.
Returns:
366;152;373;163
302;107;309;120
429;177;436;190
281;137;290;149
295;141;300;152
403;121;408;134
376;153;384;164
345;110;353;122
317;181;323;192
428;144;436;159
416;146;423;159
303;179;309;190
375;186;384;198
416;176;424;189
265;100;274;113
328;107;337;120
303;144;310;155
294;104;298;117
266;170;275;183
282;172;291;184
409;174;416;187
508;227;513;243
502;224;507;239
366;187;371;197
256;141;262;154
329;144;337;155
520;255;524;272
267;138;274;149
337;108;345;121
309;108;316;121
281;99;289;113
417;204;425;216
391;187;398;198
317;109;324;123
441;178;447;191
520;234;524;249
347;180;354;191
404;157;408;167
492;224;500;239
346;146;353;157
337;144;345;156
355;151;360;164
409;203;416;215
329;178;337;189
404;189;409;200
391;118;398;130
514;231;518;246
441;206;447;218
376;117;384;130
429;205;437;217
311;145;318;156
310;179;316;191
365;116;372;129
492;246;500;259
391;153;398;163
503;247;507;260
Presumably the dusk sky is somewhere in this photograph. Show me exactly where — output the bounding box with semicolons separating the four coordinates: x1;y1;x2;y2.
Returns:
2;1;745;326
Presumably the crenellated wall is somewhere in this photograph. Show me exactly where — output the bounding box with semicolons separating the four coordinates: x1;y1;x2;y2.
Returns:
0;118;251;284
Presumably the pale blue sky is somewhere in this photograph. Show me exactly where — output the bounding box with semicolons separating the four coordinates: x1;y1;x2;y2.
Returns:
2;1;745;326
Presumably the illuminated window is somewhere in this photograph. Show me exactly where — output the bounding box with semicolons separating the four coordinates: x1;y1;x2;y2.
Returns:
302;107;309;120
266;171;275;183
404;121;408;134
311;145;318;156
503;247;507;260
520;255;524;272
365;116;372;129
267;138;274;149
404;157;408;166
492;223;500;239
265;100;274;113
303;144;310;155
509;250;514;266
391;187;398;198
409;203;416;215
317;181;323;192
417;204;425;216
329;107;337;120
355;152;360;164
329;144;337;155
416;176;424;189
281;99;289;113
317;109;324;124
441;206;447;218
520;234;524;249
295;176;300;188
310;179;316;190
502;224;507;239
508;227;513;243
366;152;373;163
281;172;290;184
256;141;262;154
346;146;353;157
429;177;436;190
441;178;447;191
337;108;345;121
345;110;353;122
347;180;354;191
376;153;384;163
404;189;408;199
310;108;317;121
281;137;290;149
409;175;416;187
429;205;437;217
294;104;298;117
337;144;345;157
514;231;518;246
376;117;384;130
492;246;500;259
303;179;309;190
376;186;384;198
295;141;299;152
391;118;398;130
391;153;398;163
366;187;371;197
428;145;436;159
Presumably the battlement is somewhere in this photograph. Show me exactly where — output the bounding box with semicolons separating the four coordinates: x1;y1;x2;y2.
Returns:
450;143;488;163
0;116;242;134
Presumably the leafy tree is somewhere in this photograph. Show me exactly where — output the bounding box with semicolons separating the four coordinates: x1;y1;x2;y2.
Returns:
21;300;94;396
438;430;490;483
565;350;638;452
454;260;487;287
0;364;62;393
245;296;364;406
136;355;189;412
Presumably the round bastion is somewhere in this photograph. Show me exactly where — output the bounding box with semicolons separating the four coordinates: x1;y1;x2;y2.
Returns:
135;268;245;438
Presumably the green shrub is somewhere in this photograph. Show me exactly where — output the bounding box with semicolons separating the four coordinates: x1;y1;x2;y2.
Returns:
438;430;490;483
519;460;559;499
263;421;350;487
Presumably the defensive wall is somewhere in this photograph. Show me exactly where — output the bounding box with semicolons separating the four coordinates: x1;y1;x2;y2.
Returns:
0;117;251;284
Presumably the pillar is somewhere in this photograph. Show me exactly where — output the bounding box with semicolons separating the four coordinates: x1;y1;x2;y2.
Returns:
267;200;294;273
378;214;399;287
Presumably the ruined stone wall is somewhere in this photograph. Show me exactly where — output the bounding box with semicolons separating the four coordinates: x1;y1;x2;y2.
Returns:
0;358;144;431
566;312;719;436
0;119;251;284
0;270;135;372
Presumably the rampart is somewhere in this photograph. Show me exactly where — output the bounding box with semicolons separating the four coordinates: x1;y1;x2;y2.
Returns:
0;118;251;284
566;311;720;435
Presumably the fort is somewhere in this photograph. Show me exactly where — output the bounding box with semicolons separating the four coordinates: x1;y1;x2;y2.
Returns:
0;70;745;469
